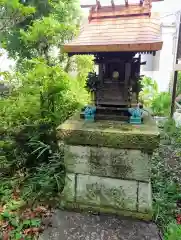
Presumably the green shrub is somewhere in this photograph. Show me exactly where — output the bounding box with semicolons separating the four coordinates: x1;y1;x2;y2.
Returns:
164;119;178;137
21;150;65;201
85;72;99;92
0;58;90;203
139;76;171;116
139;76;158;107
163;119;181;148
151;92;171;117
0;1;91;237
164;222;181;240
176;71;181;96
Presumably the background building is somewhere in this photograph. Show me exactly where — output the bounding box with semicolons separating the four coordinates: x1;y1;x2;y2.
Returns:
141;11;179;92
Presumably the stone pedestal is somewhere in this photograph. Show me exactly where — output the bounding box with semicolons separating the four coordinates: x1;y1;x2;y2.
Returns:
57;113;160;220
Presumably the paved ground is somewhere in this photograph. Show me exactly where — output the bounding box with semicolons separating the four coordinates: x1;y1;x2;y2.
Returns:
39;210;162;240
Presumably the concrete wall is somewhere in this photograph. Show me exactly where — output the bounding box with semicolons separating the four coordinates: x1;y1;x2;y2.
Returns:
141;9;179;91
141;13;177;92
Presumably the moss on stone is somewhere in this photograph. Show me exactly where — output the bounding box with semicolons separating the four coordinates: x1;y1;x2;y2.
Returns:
57;113;160;150
60;202;153;221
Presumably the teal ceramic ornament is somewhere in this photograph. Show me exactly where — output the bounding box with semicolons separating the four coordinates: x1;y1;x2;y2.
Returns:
84;106;96;122
128;107;143;124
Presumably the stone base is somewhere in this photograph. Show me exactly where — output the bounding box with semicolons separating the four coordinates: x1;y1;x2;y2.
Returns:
60;174;152;221
63;145;151;182
57;112;159;221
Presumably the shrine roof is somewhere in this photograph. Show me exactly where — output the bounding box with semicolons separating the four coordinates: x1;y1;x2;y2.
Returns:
64;4;163;53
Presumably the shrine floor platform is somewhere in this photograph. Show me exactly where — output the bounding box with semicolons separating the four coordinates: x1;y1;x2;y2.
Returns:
39;210;162;240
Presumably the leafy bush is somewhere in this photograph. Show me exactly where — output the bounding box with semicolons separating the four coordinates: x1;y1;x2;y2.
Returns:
163;119;181;147
164;222;181;240
0;0;92;238
151;92;171;117
0;61;89;177
176;71;181;96
0;63;90;237
0;58;90;202
21;151;65;201
139;76;171;117
139;76;158;107
85;72;99;92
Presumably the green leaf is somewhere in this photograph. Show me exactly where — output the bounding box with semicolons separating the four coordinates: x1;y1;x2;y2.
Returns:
30;218;41;227
15;232;23;240
6;199;25;211
10;218;19;227
1;211;11;219
22;219;31;227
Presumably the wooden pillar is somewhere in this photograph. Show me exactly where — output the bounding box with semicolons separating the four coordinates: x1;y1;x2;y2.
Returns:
91;91;95;106
125;62;131;103
99;63;103;85
170;64;178;117
136;55;141;102
125;0;128;7
111;0;115;8
170;12;181;117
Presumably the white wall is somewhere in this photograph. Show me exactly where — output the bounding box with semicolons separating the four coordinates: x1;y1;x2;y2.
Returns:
141;0;181;92
0;49;15;72
141;22;176;92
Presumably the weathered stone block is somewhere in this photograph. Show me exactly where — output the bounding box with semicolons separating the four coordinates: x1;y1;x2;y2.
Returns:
61;174;75;202
57;112;160;150
76;174;137;211
64;145;151;181
138;182;152;215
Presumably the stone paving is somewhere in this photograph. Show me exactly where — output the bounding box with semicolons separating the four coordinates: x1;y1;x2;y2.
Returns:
39;210;162;240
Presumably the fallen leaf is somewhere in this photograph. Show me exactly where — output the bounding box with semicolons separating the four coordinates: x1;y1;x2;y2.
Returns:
31;227;42;233
24;227;42;235
0;220;8;228
21;209;32;219
7;225;14;231
2;232;9;240
23;228;33;235
0;206;4;213
34;206;47;213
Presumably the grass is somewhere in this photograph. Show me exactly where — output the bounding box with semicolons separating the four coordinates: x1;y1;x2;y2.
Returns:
152;120;181;239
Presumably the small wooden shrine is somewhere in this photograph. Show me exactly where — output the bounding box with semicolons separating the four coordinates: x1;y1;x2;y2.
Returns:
59;0;163;221
64;0;163;121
